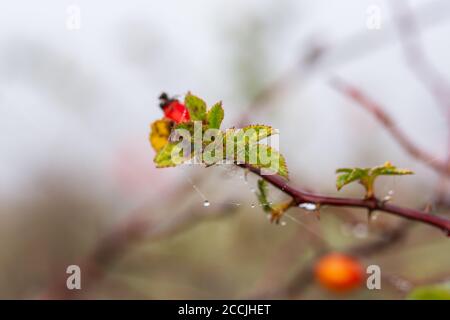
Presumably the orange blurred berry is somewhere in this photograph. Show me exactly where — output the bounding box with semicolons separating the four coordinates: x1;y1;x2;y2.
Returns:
314;253;363;293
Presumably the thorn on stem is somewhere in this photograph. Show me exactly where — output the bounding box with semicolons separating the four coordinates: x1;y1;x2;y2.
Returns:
367;209;373;224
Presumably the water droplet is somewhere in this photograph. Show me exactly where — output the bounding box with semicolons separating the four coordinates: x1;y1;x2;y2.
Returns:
353;223;368;239
390;276;412;292
280;221;287;226
298;203;317;211
382;190;394;202
251;204;255;208
203;200;210;207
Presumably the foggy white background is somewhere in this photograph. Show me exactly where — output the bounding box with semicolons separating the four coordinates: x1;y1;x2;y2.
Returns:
1;0;450;207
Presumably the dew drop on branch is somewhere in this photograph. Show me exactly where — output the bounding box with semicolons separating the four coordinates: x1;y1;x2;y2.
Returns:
382;190;395;203
203;200;210;207
298;203;317;211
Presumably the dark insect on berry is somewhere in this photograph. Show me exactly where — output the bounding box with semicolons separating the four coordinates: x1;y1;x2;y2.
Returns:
159;92;190;123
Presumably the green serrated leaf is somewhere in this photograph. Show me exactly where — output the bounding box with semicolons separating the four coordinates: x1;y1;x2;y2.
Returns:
202;130;224;165
371;161;414;176
265;146;289;180
256;179;271;212
223;126;274;151
407;283;450;300
243;144;289;179
223;127;288;179
174;121;194;133
335;168;353;174
335;161;413;198
184;92;207;121
206;102;224;129
336;168;369;190
154;143;177;168
153;142;190;168
241;125;275;141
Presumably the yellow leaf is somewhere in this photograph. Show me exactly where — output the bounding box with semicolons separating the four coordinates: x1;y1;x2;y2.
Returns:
149;119;172;152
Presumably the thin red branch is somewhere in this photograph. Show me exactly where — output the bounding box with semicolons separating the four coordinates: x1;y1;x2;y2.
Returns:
390;0;450;205
391;1;450;115
330;77;450;176
241;164;450;234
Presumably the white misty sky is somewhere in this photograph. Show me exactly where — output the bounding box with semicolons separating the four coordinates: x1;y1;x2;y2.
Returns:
0;0;449;205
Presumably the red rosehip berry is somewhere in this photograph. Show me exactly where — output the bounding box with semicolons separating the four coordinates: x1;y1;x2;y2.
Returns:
159;93;190;123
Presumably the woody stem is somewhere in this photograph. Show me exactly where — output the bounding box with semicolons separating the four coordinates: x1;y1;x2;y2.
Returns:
240;164;450;234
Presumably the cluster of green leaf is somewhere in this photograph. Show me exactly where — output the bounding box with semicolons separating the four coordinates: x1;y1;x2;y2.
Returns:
153;93;289;179
152;94;416;225
335;161;413;198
